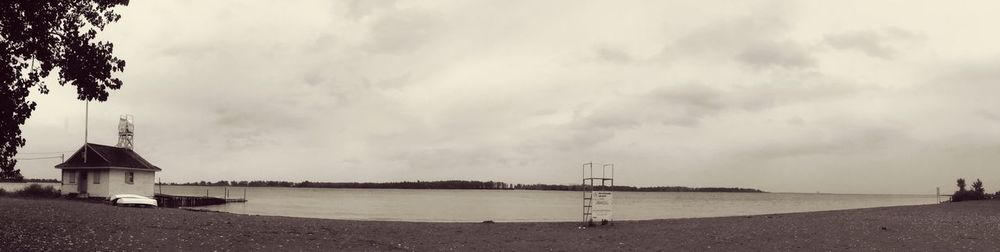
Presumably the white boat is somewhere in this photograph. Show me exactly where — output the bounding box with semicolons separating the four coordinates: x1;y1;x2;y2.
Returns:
110;194;158;207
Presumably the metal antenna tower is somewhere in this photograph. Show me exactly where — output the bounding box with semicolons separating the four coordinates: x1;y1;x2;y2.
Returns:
117;115;135;149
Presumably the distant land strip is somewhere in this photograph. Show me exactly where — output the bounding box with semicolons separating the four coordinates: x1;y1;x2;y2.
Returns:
3;178;60;183
158;180;765;193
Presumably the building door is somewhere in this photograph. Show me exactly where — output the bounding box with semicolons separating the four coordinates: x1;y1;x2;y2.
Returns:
78;172;88;194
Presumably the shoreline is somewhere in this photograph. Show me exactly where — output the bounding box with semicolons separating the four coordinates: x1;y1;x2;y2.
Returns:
159;184;768;193
189;202;940;224
3;197;999;250
157;183;940;197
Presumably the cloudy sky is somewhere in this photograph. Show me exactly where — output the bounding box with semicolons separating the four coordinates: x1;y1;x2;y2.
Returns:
14;0;1000;194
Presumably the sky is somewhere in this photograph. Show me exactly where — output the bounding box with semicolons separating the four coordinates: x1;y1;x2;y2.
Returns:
13;0;1000;194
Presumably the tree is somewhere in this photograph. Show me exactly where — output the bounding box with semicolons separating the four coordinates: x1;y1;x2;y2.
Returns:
972;179;985;199
957;178;967;192
1;0;129;181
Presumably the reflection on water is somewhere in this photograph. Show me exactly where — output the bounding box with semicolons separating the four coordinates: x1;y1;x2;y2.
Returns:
158;185;936;222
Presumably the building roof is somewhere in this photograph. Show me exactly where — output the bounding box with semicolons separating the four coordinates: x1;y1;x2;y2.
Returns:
54;143;161;171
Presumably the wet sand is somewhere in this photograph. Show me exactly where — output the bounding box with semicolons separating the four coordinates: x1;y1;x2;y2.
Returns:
2;197;999;251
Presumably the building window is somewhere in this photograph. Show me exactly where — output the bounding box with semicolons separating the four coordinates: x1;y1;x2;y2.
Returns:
68;171;76;184
126;172;134;184
93;171;100;184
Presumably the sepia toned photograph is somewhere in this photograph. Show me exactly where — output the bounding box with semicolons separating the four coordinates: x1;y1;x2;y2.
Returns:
2;0;1000;251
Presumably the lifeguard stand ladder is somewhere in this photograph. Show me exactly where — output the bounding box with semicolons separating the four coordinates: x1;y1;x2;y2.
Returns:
582;162;614;226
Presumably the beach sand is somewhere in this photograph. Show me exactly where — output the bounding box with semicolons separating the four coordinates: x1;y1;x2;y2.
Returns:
2;197;999;251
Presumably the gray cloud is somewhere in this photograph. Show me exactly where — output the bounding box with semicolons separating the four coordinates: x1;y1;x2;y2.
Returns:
577;76;860;130
576;84;725;130
979;110;1000;121
593;45;635;64
344;0;398;20
657;4;821;71
671;9;788;57
737;126;909;161
364;9;442;54
212;104;310;150
737;41;816;69
824;28;922;59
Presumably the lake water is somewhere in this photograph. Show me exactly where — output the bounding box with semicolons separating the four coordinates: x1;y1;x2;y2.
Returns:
155;185;937;222
0;183;939;222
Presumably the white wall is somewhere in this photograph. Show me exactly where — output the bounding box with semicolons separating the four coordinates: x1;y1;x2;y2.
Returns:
107;170;155;197
60;170;122;198
60;169;140;198
60;170;76;194
86;170;110;198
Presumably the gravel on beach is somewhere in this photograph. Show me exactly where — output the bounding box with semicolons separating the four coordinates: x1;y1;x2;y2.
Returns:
2;197;999;251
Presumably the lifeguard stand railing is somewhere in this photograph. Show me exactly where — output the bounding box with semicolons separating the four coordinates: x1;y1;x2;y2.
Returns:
582;162;614;226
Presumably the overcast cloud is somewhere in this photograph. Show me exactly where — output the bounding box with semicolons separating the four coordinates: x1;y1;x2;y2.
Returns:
14;0;1000;194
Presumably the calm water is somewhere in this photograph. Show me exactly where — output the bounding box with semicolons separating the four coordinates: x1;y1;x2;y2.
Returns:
154;185;937;222
0;183;938;222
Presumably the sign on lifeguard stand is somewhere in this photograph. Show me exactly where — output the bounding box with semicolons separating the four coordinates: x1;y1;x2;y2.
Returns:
591;191;613;221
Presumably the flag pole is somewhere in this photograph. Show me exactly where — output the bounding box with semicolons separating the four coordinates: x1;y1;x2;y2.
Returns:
84;100;88;163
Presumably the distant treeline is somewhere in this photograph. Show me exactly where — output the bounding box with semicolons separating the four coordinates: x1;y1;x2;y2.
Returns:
25;178;59;183
165;180;765;193
0;178;60;183
512;184;764;193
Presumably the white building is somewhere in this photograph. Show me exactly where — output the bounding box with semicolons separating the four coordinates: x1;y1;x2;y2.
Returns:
54;143;161;198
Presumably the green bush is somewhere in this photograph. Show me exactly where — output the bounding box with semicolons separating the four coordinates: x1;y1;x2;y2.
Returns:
15;184;61;198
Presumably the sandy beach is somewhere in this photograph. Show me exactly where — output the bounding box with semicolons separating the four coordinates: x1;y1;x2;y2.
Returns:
2;197;999;251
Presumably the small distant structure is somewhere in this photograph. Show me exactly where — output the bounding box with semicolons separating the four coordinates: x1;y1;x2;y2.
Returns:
54;115;160;198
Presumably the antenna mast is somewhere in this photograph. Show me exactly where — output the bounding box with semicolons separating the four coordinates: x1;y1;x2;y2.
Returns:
117;114;134;149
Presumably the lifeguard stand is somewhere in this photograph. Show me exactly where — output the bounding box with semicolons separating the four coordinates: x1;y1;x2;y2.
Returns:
582;162;614;226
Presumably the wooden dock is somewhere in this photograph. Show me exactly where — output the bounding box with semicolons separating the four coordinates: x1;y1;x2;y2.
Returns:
154;194;246;208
